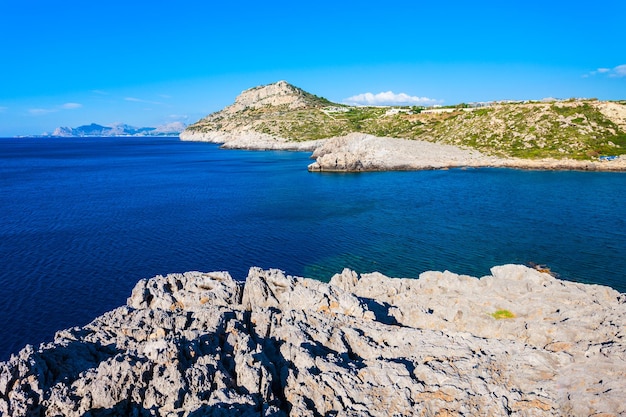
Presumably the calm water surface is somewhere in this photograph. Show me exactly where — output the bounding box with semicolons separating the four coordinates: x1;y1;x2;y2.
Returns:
1;136;625;360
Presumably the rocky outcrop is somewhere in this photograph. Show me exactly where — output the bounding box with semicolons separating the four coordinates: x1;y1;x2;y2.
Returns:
179;130;325;151
307;133;496;171
225;81;317;113
2;265;624;416
307;133;626;172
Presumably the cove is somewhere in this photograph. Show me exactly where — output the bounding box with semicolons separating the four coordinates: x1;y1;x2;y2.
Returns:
0;136;624;360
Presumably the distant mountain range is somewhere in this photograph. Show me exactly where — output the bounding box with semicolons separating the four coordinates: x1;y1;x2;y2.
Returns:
48;122;186;137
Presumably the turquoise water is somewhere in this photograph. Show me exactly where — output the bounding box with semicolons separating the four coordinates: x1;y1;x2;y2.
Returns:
1;136;625;360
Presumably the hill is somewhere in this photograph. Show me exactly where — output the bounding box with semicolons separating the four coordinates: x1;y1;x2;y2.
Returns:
184;81;626;160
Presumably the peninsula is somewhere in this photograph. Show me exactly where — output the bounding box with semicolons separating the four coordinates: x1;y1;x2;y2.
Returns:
180;81;626;171
1;265;624;415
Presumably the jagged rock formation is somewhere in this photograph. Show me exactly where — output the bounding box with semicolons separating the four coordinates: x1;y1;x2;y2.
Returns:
1;265;625;416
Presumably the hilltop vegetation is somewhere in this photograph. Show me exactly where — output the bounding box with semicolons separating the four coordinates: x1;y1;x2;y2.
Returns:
410;101;626;159
186;82;626;160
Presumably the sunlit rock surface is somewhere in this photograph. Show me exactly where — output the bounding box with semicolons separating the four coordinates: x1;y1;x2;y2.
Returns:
1;265;624;416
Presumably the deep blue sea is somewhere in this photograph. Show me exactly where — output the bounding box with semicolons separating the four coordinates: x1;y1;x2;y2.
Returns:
1;136;625;360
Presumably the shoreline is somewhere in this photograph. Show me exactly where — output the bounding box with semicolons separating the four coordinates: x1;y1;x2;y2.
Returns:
180;130;327;152
180;130;626;172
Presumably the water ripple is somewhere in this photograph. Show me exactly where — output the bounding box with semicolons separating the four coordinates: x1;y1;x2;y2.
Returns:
1;137;625;361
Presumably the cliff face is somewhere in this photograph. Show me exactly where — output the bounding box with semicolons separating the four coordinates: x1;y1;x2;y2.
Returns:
225;80;323;113
1;265;624;416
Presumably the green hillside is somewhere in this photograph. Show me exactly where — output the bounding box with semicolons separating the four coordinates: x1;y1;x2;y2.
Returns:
186;82;626;160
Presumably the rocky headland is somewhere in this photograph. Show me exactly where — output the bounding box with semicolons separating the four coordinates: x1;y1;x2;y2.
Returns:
2;264;625;416
306;132;626;172
180;81;626;172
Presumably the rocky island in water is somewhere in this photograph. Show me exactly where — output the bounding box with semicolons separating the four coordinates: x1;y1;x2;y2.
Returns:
1;264;625;416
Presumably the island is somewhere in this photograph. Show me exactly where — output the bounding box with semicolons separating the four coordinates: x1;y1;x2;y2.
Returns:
180;81;626;171
1;265;624;415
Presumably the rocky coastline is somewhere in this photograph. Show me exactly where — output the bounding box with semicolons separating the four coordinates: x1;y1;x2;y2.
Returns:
180;81;626;172
179;130;326;152
307;133;626;172
180;130;626;172
2;264;624;416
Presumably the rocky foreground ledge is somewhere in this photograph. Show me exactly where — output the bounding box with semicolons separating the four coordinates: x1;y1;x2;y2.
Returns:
2;265;625;416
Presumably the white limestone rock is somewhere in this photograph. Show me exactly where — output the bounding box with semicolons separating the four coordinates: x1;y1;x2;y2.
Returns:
307;132;494;172
242;267;375;320
1;265;624;416
128;270;243;311
179;130;325;151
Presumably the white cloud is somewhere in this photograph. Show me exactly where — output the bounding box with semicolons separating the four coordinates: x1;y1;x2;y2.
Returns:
343;91;442;106
611;64;626;77
61;102;82;109
28;102;83;115
585;64;626;78
91;90;109;95
29;108;56;115
168;114;189;120
125;97;163;105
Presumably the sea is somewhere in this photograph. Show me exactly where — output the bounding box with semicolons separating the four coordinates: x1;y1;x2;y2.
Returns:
1;136;625;360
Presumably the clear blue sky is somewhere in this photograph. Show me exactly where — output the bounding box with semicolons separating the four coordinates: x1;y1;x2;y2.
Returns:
1;0;625;136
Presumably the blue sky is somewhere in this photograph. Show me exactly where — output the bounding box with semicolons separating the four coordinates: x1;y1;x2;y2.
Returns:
1;0;625;136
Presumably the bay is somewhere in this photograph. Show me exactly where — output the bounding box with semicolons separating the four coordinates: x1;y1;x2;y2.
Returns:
1;136;625;360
